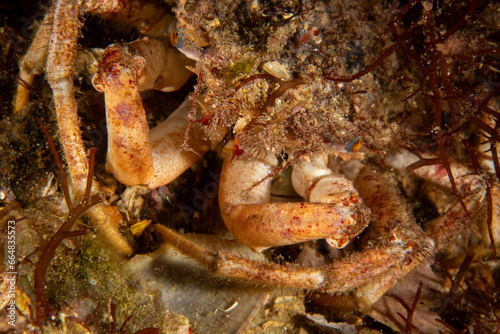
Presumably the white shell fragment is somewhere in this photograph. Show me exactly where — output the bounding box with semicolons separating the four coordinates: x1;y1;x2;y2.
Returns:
262;61;292;80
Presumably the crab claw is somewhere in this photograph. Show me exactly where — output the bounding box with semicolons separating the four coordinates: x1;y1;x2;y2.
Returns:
219;145;370;252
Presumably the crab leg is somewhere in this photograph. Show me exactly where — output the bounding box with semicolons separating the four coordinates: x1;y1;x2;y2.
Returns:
92;38;201;187
350;166;434;308
415;165;487;250
46;0;88;197
83;0;176;38
148;99;210;188
158;163;428;300
15;0;194;192
15;0;186;194
219;147;370;252
384;148;487;250
155;223;403;292
13;8;53;113
14;0;176;113
159;160;439;308
44;0;141;256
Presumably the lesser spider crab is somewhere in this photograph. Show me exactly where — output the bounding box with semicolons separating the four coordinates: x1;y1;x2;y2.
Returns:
13;0;499;315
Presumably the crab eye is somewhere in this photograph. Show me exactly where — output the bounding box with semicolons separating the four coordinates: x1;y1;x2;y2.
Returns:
170;29;180;48
346;137;363;152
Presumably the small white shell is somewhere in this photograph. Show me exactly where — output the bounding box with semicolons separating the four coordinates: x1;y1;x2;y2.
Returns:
262;61;292;80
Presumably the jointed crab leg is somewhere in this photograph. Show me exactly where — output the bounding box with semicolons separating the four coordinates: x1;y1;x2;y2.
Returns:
46;21;138;255
415;165;486;250
351;166;434;308
156;152;490;309
156;163;433;308
155;223;403;292
14;0;183;195
85;0;176;38
13;8;53;114
385;148;488;250
43;0;135;255
148;99;209;189
47;0;88;197
92;38;197;187
14;0;177;114
219;147;370;252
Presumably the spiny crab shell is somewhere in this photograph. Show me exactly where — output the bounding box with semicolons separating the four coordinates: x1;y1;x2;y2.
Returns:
174;0;416;160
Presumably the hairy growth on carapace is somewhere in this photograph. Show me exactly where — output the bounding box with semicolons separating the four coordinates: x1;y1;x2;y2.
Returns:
233;73;307;155
228;73;309;189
